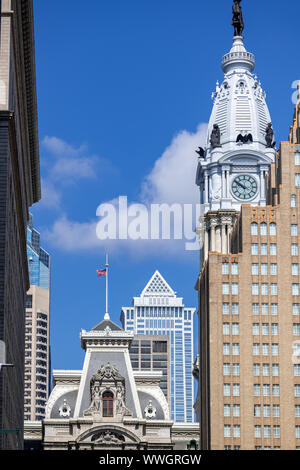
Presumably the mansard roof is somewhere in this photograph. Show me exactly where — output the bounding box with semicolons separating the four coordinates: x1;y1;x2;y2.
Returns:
91;318;123;332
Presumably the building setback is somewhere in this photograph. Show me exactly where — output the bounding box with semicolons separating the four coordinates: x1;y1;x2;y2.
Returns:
24;215;50;422
128;335;170;404
0;0;40;450
121;270;195;423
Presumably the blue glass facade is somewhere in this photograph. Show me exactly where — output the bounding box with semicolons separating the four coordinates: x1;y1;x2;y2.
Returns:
121;271;195;423
27;214;50;289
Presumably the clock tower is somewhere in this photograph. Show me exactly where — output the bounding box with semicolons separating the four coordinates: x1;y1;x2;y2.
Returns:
196;1;276;264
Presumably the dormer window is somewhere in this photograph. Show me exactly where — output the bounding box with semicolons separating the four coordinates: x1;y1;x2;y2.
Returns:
102;391;114;417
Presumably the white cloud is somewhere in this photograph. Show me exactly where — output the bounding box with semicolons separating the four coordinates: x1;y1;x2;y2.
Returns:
44;216;100;252
141;123;207;205
38;178;62;209
44;123;207;257
37;137;99;209
42;136;86;157
43;213;190;260
49;156;97;183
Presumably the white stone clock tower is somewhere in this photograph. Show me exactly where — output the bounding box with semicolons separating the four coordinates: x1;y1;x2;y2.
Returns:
196;6;275;265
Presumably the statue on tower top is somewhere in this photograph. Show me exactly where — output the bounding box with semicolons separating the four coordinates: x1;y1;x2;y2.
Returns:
232;0;244;37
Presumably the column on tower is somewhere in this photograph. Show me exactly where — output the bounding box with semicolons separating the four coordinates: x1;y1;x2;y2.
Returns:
260;167;266;203
204;172;209;204
221;219;227;254
221;169;226;199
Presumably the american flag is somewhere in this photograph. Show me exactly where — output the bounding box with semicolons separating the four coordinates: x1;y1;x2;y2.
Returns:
96;268;107;277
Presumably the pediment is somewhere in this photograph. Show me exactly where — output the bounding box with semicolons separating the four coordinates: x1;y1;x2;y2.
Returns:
219;150;273;166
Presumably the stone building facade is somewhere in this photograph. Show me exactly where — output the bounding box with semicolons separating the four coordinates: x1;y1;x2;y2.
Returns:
196;88;300;449
0;0;40;449
43;315;199;450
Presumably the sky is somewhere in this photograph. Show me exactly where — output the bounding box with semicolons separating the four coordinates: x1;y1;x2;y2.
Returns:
32;0;300;372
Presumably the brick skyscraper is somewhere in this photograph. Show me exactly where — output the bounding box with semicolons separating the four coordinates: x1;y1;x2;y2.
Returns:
195;1;300;450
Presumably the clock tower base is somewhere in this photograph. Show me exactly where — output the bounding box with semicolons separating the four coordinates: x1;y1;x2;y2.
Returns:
199;210;238;267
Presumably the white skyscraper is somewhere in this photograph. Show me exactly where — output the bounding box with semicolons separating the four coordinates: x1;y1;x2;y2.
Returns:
121;271;195;423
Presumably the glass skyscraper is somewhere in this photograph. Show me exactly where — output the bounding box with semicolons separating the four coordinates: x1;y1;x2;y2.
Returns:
27;214;50;290
24;215;51;422
120;270;195;423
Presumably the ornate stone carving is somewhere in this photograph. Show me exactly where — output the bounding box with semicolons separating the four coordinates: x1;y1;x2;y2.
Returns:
144;400;157;419
83;363;132;418
92;431;125;444
210;124;221;149
210;184;222;201
137;386;169;420
45;385;78;419
59;399;72;418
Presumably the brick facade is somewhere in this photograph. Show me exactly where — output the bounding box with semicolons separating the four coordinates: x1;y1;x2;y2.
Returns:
197;88;300;450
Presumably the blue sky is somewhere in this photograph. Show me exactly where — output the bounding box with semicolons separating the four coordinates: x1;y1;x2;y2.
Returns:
32;0;300;372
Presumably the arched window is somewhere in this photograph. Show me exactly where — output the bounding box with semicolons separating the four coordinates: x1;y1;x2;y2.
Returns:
269;223;277;236
260;223;267;236
251;223;258;236
102;391;114;417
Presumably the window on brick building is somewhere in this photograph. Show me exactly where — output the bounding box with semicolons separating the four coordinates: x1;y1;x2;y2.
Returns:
252;264;259;275
251;223;258;235
260;223;267;236
270;223;277;236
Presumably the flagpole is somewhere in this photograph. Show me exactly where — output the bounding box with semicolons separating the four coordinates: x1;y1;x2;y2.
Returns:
104;254;109;320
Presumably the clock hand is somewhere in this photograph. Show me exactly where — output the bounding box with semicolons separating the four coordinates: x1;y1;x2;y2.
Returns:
236;181;247;190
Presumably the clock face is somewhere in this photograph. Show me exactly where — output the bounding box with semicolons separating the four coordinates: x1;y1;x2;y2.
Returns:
232;175;258;200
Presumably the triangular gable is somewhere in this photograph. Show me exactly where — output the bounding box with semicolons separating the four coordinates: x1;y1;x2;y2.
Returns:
141;271;176;297
91;319;123;332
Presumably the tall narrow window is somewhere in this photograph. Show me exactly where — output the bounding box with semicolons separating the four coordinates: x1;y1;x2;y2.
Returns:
260;223;267;236
295;154;300;165
292;225;298;237
231;263;239;275
270;223;277;236
291;195;297;208
102;391;114;417
222;263;229;275
252;264;259;275
251;223;258;236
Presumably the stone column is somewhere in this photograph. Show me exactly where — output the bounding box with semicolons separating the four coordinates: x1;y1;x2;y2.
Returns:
210;218;218;252
216;225;222;253
260;169;265;201
221;221;227;254
204;173;209;204
221;169;226;199
226;170;230;198
204;228;209;260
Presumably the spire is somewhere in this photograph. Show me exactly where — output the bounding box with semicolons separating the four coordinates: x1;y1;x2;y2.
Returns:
289;81;300;145
222;2;254;73
222;36;255;73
